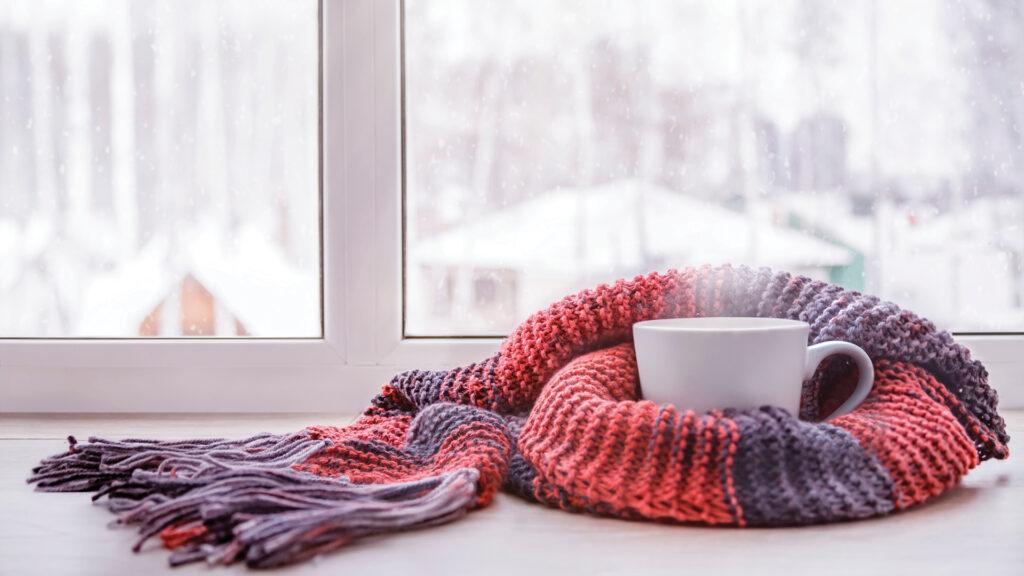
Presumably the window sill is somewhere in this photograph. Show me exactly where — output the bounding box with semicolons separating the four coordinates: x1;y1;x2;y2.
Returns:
2;411;1021;575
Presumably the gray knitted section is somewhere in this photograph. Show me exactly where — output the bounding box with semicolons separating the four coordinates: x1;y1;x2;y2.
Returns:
499;414;538;500
378;369;447;412
406;403;513;457
731;406;895;526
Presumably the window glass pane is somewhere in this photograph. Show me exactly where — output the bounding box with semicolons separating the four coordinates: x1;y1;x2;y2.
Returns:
0;0;319;337
404;0;1024;336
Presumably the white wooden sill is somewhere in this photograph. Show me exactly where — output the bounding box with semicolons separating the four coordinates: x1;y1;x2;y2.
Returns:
0;412;1020;576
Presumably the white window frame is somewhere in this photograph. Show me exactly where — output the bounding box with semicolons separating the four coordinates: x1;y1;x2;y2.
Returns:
0;0;1021;412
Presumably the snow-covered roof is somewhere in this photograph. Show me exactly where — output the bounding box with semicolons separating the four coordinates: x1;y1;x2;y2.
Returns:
75;222;319;337
410;180;853;273
189;226;319;336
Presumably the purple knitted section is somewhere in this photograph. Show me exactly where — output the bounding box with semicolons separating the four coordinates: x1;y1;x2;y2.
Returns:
375;369;447;413
730;407;895;525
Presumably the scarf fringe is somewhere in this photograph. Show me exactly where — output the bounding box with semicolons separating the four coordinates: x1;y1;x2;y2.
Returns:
28;434;480;568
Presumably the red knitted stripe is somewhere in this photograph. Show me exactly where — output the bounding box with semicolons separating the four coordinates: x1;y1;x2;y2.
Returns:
722;417;745;525
299;417;512;506
495;270;697;411
518;342;742;525
913;364;1010;460
834;360;979;509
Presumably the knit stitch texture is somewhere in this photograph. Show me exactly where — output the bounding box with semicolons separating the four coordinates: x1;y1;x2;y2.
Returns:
30;265;1010;568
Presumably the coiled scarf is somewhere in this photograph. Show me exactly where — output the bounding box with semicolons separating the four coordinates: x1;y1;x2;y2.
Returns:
30;265;1010;568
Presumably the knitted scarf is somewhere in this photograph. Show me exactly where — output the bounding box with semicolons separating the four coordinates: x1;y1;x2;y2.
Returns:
30;265;1010;568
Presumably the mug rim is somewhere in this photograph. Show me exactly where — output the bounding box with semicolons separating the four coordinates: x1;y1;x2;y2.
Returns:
633;317;809;332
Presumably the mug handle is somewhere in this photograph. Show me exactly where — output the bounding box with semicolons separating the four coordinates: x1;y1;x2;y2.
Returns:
804;341;874;421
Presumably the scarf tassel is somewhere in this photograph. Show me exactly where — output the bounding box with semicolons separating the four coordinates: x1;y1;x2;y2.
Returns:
28;434;479;568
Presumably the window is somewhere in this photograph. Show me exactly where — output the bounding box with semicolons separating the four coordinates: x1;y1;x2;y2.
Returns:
0;0;320;337
404;0;1024;336
1;1;1020;412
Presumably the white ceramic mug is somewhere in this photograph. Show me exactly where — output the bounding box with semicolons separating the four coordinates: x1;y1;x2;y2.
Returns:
632;317;873;420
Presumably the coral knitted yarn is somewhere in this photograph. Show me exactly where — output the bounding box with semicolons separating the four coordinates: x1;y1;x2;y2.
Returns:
31;265;1010;567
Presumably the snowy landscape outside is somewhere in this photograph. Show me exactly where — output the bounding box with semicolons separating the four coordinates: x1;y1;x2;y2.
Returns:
1;1;1023;338
404;0;1024;336
0;0;320;337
